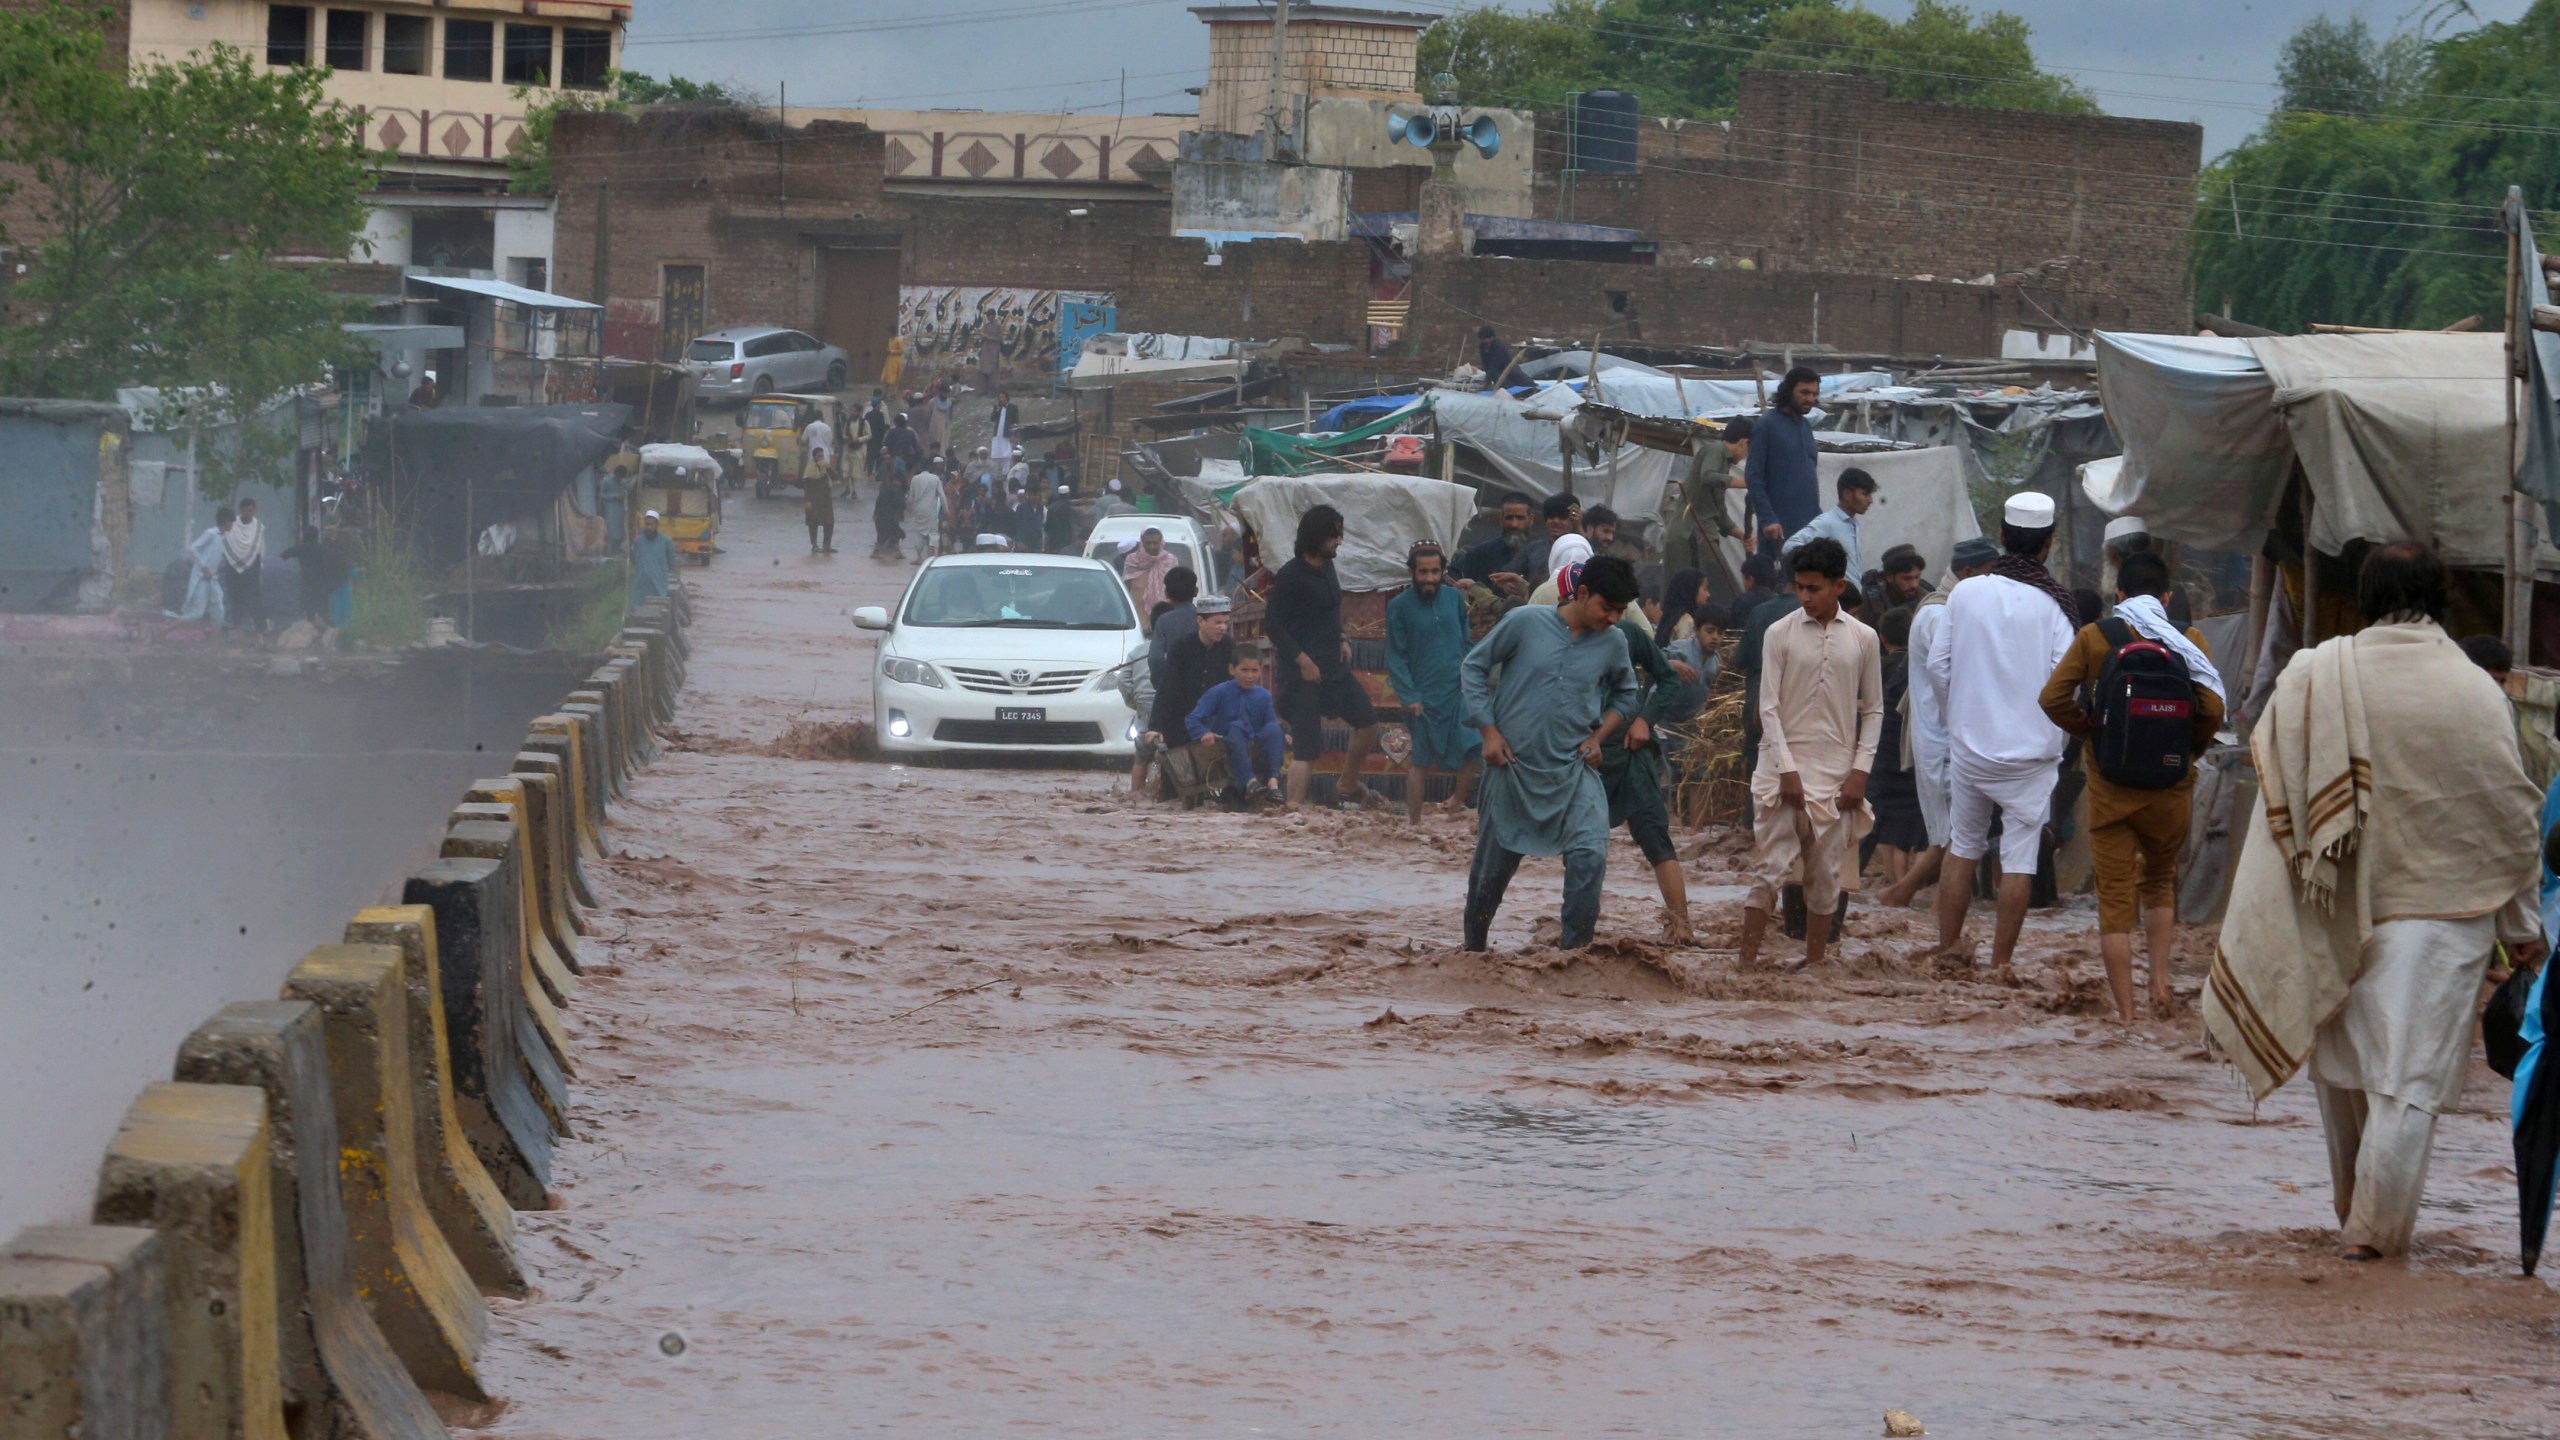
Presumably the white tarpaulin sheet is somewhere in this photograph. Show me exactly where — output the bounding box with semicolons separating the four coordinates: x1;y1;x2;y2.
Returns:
1820;446;1985;584
1231;473;1478;592
1428;381;1682;525
2094;329;2520;569
1428;372;1897;535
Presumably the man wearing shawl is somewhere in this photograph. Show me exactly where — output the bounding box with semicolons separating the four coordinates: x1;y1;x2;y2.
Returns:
2039;550;2226;1022
2210;543;2543;1260
1925;492;2078;967
1121;528;1180;615
1385;542;1480;822
1459;555;1641;952
169;507;233;623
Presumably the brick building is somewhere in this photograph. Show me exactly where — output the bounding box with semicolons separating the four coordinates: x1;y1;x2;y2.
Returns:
1531;69;2203;339
546;63;2204;381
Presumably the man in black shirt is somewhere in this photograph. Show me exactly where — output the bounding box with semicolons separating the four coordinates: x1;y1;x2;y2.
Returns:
1146;593;1236;755
1518;491;1580;586
1264;504;1384;806
1456;490;1536;595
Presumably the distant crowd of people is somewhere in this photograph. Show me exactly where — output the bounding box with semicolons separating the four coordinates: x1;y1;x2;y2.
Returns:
788;384;1093;562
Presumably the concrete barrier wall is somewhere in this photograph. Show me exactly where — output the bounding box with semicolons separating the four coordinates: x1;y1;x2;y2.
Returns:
10;590;689;1436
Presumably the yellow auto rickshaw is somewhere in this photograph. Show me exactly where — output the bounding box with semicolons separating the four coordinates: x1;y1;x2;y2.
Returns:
632;443;724;565
744;393;847;500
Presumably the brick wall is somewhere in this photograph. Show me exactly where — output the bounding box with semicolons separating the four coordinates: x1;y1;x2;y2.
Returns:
551;108;898;340
1532;69;2202;331
1404;253;2131;362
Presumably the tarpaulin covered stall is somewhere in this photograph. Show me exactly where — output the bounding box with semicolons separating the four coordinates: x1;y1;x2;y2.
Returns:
1228;473;1477;592
2090;330;2528;572
373;403;631;566
1427;371;1896;540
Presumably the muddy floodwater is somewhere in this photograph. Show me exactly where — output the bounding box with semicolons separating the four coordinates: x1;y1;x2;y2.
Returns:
462;497;2560;1438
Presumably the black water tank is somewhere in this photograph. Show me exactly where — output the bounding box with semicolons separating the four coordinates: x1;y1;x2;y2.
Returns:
1573;89;1640;175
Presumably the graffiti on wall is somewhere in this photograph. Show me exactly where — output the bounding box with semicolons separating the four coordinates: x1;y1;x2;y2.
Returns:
898;287;1111;376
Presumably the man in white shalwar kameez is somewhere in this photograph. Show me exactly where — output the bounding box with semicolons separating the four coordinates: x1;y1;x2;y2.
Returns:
2209;543;2544;1259
902;465;945;564
1925;492;2077;966
168;508;232;623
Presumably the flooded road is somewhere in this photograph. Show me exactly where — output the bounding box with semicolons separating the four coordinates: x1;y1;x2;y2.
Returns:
467;493;2559;1438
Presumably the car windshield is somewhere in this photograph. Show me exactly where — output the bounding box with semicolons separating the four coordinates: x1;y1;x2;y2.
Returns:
746;402;796;427
902;564;1135;630
685;339;733;361
1088;537;1200;580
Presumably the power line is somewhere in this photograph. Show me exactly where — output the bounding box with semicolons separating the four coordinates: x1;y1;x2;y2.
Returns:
622;0;1192;48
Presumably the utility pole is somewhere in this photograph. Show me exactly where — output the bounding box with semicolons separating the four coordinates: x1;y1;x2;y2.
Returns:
778;80;788;211
1263;0;1290;156
591;179;611;311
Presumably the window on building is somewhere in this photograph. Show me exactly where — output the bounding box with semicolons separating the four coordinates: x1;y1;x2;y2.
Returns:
324;9;366;70
444;18;492;81
561;28;611;90
382;13;428;74
265;5;312;65
501;23;552;86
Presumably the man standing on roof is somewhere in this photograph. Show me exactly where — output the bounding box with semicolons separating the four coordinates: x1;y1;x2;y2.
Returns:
1783;468;1877;580
1667;416;1751;572
1460;555;1642;951
1925;492;2079;967
1386;542;1482;822
1264;505;1386;807
1478;325;1515;390
1745;366;1823;557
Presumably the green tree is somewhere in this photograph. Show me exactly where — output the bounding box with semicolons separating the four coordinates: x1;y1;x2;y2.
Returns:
0;5;374;410
2274;14;2424;118
2191;2;2560;333
1419;0;2092;120
509;69;740;194
1418;0;1613;113
1590;0;1801;117
1747;0;2097;113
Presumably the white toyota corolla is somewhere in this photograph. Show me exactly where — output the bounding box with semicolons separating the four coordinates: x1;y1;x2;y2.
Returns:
855;552;1145;758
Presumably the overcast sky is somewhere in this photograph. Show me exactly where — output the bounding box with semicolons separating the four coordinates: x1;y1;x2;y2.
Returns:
619;0;2536;160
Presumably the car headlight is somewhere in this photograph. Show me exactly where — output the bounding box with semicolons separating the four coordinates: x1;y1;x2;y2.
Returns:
881;655;945;688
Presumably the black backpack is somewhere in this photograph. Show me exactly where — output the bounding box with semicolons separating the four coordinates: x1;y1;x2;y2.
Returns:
2091;617;2198;790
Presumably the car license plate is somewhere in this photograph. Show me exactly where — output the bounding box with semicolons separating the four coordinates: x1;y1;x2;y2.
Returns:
997;706;1046;722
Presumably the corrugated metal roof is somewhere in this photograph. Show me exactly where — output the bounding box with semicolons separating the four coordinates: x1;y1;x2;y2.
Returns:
407;274;601;310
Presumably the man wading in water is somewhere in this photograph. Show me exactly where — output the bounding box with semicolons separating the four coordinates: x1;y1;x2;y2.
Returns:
1459;555;1641;951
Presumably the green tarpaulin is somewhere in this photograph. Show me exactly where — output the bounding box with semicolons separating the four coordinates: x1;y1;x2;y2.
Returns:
1239;399;1429;482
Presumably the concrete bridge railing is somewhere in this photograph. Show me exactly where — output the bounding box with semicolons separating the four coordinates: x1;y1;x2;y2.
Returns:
0;586;692;1438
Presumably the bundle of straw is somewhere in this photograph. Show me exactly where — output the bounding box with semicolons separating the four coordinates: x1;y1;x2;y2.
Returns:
1665;634;1750;828
1665;685;1749;828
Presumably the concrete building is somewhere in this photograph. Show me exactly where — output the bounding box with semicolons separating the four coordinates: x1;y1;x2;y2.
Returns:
128;0;632;289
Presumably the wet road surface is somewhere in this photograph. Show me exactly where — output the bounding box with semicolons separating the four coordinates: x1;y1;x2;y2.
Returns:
461;491;2560;1438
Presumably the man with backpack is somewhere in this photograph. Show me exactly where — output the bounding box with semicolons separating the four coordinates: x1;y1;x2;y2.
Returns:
2037;549;2226;1022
